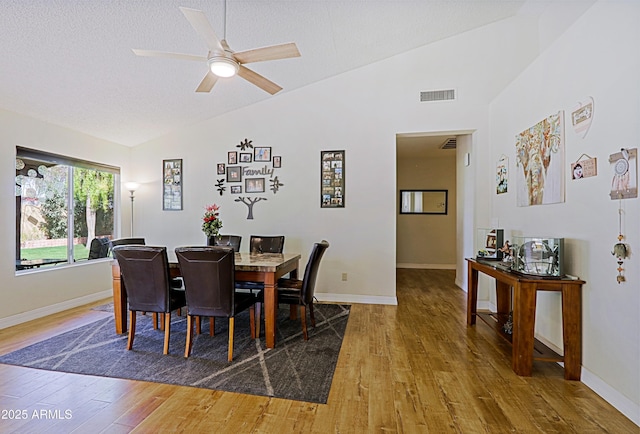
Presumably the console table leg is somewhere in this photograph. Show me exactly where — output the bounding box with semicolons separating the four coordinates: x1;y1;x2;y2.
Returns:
562;283;582;380
467;263;479;325
512;282;536;376
496;280;512;316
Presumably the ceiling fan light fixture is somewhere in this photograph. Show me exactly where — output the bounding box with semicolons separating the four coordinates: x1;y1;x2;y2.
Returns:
208;56;239;78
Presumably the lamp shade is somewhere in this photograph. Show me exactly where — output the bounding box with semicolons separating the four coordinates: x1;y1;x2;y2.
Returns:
208;56;239;78
125;182;140;193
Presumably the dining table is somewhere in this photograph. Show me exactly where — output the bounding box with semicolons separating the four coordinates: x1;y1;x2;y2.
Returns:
111;251;301;349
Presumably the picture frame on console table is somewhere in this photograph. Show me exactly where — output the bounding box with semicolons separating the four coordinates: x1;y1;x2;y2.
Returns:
163;158;183;211
321;150;345;208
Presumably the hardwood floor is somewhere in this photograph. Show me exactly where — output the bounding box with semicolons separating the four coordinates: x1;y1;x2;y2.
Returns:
0;269;636;433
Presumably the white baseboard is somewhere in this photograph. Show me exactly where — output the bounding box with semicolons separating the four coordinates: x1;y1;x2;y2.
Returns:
0;290;112;330
582;367;640;426
315;293;398;306
397;263;456;270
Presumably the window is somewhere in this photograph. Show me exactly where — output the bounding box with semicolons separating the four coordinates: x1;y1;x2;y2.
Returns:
15;147;120;271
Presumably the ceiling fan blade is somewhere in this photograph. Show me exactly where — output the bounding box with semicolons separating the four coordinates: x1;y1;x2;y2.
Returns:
237;65;282;95
233;43;301;64
195;71;218;93
179;7;224;53
132;49;207;62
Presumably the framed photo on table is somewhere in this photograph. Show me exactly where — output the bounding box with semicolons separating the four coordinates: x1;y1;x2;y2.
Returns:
163;159;183;210
321;150;345;208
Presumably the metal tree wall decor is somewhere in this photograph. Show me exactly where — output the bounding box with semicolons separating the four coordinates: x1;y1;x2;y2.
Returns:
216;138;284;219
235;197;267;220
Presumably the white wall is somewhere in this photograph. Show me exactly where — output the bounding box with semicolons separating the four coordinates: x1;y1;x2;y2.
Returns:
487;1;639;423
3;0;635;425
397;152;457;268
128;15;540;306
0;109;131;326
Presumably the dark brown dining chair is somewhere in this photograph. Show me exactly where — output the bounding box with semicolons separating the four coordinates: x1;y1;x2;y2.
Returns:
236;235;286;293
257;240;329;340
207;235;242;252
109;237;146;256
87;237;111;259
249;235;285;254
112;245;186;355
175;246;257;362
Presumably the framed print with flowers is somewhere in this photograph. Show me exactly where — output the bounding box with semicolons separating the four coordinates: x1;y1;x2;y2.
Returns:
163;159;182;210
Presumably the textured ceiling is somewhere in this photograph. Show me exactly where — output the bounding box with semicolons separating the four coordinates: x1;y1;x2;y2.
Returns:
0;0;529;146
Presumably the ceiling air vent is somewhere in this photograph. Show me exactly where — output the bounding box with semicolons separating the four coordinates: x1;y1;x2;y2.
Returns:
420;89;456;102
440;137;457;149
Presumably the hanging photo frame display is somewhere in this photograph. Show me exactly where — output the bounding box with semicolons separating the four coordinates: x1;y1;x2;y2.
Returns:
496;155;508;194
609;148;637;199
571;154;597;180
321;150;345;208
163;158;183;210
215;138;284;219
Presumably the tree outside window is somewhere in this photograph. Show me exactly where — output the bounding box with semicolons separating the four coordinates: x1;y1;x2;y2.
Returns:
16;147;119;271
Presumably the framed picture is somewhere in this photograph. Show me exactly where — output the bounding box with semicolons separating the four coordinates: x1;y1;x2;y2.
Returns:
240;152;253;163
273;156;281;168
163;158;183;210
254;147;271;162
245;177;265;193
230;185;242;194
321;150;345;208
226;166;242;182
228;151;237;164
399;190;448;214
217;163;225;175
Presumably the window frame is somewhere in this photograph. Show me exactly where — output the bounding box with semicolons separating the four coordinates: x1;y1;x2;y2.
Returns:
15;146;121;273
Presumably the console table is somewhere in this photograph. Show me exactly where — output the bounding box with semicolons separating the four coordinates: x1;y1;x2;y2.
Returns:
466;258;585;380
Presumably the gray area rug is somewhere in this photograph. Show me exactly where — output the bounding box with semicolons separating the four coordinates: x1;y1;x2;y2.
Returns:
0;304;350;404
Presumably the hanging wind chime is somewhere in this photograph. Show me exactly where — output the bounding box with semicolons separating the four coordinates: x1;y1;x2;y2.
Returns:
612;198;630;283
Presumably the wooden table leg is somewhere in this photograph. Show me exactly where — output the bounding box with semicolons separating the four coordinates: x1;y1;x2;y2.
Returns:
496;280;512;316
111;262;127;334
264;272;277;349
512;282;536;376
562;283;582;380
467;262;479;325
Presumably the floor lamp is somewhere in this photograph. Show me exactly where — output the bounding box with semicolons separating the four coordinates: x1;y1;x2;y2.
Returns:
125;182;140;236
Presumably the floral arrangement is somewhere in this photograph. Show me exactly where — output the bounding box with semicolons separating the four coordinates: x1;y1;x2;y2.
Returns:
202;203;223;238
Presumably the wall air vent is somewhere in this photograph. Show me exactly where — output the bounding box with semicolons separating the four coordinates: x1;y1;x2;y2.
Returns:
420;89;456;102
440;137;457;149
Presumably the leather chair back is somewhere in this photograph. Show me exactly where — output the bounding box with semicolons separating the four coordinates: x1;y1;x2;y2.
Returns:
208;235;242;252
175;246;236;318
112;246;172;313
109;238;146;256
300;240;330;305
249;235;285;254
88;237;111;259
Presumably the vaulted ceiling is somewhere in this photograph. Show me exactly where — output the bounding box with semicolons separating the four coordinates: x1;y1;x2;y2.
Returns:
0;1;532;146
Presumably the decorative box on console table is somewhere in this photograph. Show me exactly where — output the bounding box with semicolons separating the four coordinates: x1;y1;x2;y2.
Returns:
511;237;564;277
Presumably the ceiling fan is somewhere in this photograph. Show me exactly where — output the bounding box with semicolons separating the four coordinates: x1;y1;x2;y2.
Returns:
132;6;300;94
